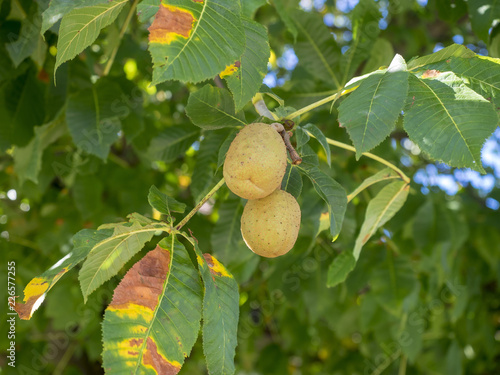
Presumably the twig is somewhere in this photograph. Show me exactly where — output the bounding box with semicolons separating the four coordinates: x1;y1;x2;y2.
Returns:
175;178;226;230
103;0;140;76
271;123;302;165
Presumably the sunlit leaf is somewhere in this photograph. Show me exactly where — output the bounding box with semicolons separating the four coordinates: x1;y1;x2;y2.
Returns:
102;237;203;374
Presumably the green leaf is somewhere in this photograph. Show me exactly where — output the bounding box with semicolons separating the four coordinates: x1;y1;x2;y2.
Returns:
361;38;394;74
353;180;409;260
341;0;381;84
146;124;200;162
54;0;127;75
79;221;165;301
211;195;245;260
6;4;42;67
149;0;245;84
217;129;238;169
41;0;110;34
225;18;270;112
15;228;112;319
292;10;341;88
407;44;475;71
281;163;303;199
295;126;310;148
186;85;246;129
347;168;401;202
326;251;356;288
102;237;203;374
468;0;500;41
339;55;409;158
13;111;66;184
404;72;498;172
298;165;347;238
148;185;186;221
303;123;332;166
191;241;239;375
136;0;160;22
271;0;298;40
73;174;103;219
66;82;124;160
191;130;227;201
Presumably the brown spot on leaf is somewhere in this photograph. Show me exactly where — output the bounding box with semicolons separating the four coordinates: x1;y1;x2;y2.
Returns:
422;69;440;79
148;5;195;44
108;246;171;311
129;338;144;347
143;337;181;374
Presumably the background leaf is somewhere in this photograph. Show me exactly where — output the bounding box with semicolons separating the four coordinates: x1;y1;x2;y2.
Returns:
146;124;200;162
326;250;356;288
186;85;247;129
148;185;186;220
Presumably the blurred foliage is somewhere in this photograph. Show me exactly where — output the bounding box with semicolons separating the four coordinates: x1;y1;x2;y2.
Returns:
1;0;500;374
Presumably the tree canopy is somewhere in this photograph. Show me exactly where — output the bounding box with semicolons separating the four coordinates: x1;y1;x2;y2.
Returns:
1;0;500;374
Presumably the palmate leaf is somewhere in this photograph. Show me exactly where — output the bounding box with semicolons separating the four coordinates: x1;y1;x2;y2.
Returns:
148;185;186;216
186;85;247;129
54;0;128;74
339;55;409;158
79;220;166;302
148;0;245;84
102;237;203;375
353;180;409;260
298;165;347;239
224;18;270;112
66;81;126;160
292;10;342;88
15;228;112;320
404;72;498;172
191;241;239;375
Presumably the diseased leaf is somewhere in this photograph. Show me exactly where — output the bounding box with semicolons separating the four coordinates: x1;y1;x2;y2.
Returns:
298;165;347;238
15;228;112;320
146;125;200;162
303;123;332;166
326;251;356;288
225;18;270;112
148;0;245;84
339;55;409;158
55;0;127;75
191;241;239;375
404;73;498;172
186;85;247;129
102;237;203;374
353;181;409;260
79;220;165;301
136;0;160;22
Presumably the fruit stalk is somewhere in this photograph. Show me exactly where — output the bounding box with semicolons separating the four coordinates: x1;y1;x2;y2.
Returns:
271;123;302;165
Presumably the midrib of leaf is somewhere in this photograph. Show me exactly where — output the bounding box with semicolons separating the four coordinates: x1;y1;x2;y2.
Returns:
294;19;340;88
194;96;246;126
419;78;476;164
283;163;294;191
361;75;384;150
133;236;175;375
167;0;208;69
58;0;127;62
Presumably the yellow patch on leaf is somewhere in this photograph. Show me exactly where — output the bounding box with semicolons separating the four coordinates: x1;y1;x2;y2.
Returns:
148;4;196;45
107;303;154;322
203;254;231;278
219;63;240;78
